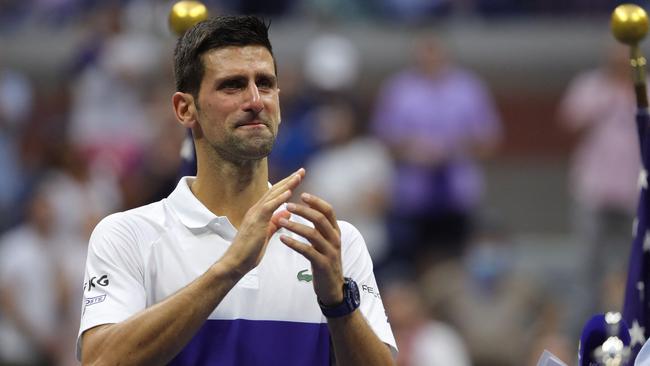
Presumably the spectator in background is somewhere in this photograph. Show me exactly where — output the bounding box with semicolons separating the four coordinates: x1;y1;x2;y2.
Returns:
302;98;394;263
44;149;110;365
0;0;31;31
297;0;374;20
45;142;122;236
371;35;501;271
0;61;33;231
558;43;640;324
227;0;297;17
67;2;163;181
0;185;65;366
121;80;187;207
383;279;471;366
378;0;454;21
524;300;573;366
269;33;360;182
420;220;542;366
66;2;122;79
53;226;90;366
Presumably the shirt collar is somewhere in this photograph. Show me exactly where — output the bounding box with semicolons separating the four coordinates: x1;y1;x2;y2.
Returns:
167;176;227;229
166;177;279;231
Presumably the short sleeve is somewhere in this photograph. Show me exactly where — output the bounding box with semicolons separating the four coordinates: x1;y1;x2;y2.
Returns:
339;221;398;355
76;213;147;359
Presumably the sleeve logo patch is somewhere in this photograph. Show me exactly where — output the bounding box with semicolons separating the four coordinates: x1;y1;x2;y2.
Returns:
84;274;109;292
84;294;106;307
362;284;381;299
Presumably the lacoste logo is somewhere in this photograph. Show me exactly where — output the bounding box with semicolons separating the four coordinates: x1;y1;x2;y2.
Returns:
297;269;313;282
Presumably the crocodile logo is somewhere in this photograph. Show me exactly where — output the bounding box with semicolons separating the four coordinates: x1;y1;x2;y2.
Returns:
297;269;313;282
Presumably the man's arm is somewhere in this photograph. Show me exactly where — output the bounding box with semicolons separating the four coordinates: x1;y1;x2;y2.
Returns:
278;192;395;366
326;310;394;365
81;170;304;366
82;259;239;366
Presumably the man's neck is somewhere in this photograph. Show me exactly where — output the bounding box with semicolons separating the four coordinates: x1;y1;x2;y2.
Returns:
191;158;269;229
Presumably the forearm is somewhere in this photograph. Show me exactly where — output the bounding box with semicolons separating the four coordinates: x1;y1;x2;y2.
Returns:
82;260;241;366
328;310;394;366
276;193;395;365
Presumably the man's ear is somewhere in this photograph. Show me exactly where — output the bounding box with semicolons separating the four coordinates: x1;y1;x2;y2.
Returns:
172;92;198;128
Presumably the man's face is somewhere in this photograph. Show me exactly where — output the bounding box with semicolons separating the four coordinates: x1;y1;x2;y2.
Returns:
195;45;280;163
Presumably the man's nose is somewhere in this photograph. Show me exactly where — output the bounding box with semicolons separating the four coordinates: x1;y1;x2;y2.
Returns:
243;82;263;113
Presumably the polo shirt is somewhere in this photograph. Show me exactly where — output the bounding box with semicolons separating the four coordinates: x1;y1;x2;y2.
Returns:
77;177;397;365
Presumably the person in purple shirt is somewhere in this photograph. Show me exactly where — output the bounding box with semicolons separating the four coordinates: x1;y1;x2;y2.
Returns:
371;36;502;270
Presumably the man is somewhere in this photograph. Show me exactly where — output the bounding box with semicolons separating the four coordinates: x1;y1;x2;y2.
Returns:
558;43;641;330
77;15;396;365
371;35;501;269
0;185;62;365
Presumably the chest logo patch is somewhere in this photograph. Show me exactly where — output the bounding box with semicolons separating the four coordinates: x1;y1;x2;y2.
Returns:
297;269;313;282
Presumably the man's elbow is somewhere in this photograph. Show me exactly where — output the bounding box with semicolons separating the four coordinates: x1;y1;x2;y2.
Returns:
80;324;115;366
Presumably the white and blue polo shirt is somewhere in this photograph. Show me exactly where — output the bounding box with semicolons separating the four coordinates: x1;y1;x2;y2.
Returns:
77;177;397;365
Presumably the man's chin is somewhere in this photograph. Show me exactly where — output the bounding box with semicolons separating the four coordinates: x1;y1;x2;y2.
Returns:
233;142;275;161
213;136;276;163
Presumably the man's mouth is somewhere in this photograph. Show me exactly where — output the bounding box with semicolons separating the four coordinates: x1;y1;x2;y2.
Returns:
236;119;268;128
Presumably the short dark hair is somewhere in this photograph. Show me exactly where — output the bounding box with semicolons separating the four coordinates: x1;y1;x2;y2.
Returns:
173;15;274;97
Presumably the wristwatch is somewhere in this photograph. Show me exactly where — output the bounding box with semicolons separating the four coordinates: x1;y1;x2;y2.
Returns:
319;277;361;318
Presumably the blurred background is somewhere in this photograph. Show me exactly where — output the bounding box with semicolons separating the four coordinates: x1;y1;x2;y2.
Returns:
0;0;645;365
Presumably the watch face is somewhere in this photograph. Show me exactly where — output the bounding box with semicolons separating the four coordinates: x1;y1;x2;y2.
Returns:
348;278;361;306
320;278;361;318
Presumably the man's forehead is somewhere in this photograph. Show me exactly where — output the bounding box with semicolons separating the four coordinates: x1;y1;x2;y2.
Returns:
202;45;275;74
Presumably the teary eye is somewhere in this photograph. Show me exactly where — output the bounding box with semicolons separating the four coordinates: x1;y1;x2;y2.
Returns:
256;76;277;90
218;78;246;91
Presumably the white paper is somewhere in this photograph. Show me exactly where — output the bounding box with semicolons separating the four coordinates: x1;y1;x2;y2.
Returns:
537;350;569;366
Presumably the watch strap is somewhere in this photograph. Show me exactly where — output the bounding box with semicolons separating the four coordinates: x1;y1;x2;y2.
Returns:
319;277;360;318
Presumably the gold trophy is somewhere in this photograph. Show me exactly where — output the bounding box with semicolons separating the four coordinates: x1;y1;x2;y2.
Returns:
169;1;209;36
612;3;649;108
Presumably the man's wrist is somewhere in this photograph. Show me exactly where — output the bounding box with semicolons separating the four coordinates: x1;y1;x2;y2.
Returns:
319;278;360;318
211;257;246;285
318;290;344;307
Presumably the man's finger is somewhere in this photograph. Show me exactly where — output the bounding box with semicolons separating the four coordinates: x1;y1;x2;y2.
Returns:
272;168;305;191
300;193;339;230
279;234;325;266
277;217;331;254
265;168;305;201
285;203;338;243
267;210;291;237
262;190;292;214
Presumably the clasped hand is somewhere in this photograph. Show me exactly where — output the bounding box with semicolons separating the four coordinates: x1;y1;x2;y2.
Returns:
223;168;344;305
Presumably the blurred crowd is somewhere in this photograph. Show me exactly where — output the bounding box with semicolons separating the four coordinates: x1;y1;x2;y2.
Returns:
0;0;635;32
0;1;641;365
